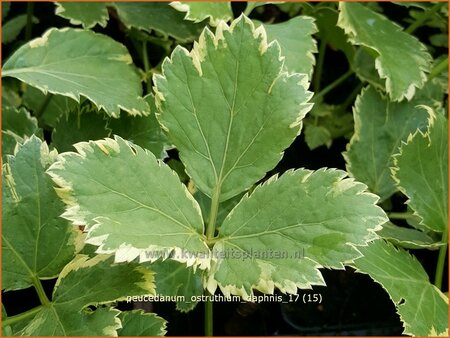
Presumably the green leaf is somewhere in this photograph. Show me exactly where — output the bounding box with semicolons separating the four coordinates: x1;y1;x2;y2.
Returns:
304;124;332;150
22;86;77;128
150;260;204;312
306;103;354;144
208;169;387;299
2;2;10;20
2;105;39;138
2;80;22;109
171;1;233;26
338;2;432;101
51;102;111;153
392;111;448;232
2;136;79;291
55;2;109;29
261;16;318;79
344;86;431;201
48;136;210;268
19;255;156;336
313;7;354;64
107;95;169;158
2;105;42;160
2;14;39;44
112;2;204;43
154;15;313;202
352;48;385;91
378;222;442;249
354;240;449;336
194;190;243;229
2;305;12;336
119;310;167;336
2;28;149;117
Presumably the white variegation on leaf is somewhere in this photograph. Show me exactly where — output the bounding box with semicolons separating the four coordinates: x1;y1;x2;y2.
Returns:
55;2;109;29
354;240;449;336
378;222;442;250
344;86;432;201
207;169;387;300
149;260;204;312
392;111;448;232
338;2;432;101
2;105;41;159
47;136;210;269
119;310;167;336
2;28;149;117
261;16;318;79
112;2;204;43
154;15;313;202
170;1;233;26
2;136;79;291
18;255;156;336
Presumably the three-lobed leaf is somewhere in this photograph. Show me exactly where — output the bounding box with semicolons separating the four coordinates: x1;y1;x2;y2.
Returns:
154;15;313;202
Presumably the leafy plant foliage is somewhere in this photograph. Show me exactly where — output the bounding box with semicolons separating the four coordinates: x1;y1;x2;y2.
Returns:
2;1;448;336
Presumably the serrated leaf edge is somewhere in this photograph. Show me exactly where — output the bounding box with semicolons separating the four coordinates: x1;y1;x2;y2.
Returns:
390;106;445;232
54;254;156;305
170;1;233;26
337;3;432;101
352;240;449;336
121;310;168;336
3;27;149;118
47;136;211;270
207;168;385;300
153;14;313;201
54;2;109;29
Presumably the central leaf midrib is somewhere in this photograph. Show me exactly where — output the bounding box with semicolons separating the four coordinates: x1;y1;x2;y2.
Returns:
72;169;200;237
2;234;35;281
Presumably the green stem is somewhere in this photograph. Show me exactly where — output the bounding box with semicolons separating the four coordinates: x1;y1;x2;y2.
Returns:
32;275;50;306
204;186;221;335
313;69;353;103
35;93;53;119
313;39;327;94
25;2;34;41
2;305;44;327
387;212;414;220
206;186;220;242
204;291;213;336
428;57;448;82
405;2;445;34
341;82;363;111
244;2;257;16
434;228;448;290
142;41;150;94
